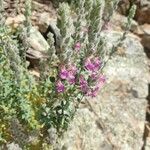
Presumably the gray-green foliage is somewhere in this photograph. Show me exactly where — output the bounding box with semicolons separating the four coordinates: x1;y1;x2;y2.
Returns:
0;0;39;146
56;1;106;62
0;26;40;145
56;0;136;64
51;0;72;7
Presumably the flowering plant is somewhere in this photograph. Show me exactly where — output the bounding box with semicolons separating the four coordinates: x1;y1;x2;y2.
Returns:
0;0;136;148
38;0;136;138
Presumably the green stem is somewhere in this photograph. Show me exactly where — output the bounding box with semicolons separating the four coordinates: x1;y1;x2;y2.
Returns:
25;0;32;33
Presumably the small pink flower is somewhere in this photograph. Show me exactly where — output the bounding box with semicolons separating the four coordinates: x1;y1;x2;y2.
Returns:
68;64;77;75
74;42;81;51
87;87;99;97
93;57;101;70
84;57;101;72
97;74;106;87
79;75;89;93
67;72;76;84
90;73;98;80
90;72;105;81
59;66;69;79
79;75;87;85
87;75;106;97
56;80;65;93
84;57;95;71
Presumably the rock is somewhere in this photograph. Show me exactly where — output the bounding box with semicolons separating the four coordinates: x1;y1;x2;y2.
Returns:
6;143;22;150
135;0;150;24
34;12;57;33
5;14;26;28
25;26;52;68
145;137;150;150
111;12;139;32
141;24;150;35
140;24;150;50
118;0;150;24
141;35;150;52
31;1;57;32
26;27;50;59
143;124;150;150
58;31;149;150
133;24;150;51
4;0;56;30
29;69;40;78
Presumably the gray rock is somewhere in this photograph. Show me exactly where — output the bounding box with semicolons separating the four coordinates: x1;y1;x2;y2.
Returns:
36;12;57;33
136;0;150;24
118;0;150;24
133;24;150;57
145;137;150;150
140;24;150;50
111;12;139;32
26;27;50;59
6;143;22;150
27;27;50;53
59;32;149;150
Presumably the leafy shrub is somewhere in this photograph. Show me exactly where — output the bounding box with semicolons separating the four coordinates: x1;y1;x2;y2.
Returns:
0;0;136;148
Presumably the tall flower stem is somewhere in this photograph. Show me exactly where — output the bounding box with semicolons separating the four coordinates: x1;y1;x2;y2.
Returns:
25;0;32;33
0;0;4;26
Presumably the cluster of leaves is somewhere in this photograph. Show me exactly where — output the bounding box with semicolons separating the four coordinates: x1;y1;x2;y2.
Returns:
0;0;136;148
50;0;72;7
0;25;40;145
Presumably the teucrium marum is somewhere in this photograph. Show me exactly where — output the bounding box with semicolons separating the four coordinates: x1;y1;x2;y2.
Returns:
0;0;136;148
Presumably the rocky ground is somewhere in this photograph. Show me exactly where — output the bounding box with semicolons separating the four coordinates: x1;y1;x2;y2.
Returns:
3;0;150;149
118;1;150;149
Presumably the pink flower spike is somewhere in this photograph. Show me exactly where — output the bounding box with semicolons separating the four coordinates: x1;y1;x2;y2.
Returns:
56;80;65;93
74;42;81;51
59;66;69;80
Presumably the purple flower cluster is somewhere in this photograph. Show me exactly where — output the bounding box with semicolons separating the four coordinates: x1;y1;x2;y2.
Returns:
79;73;106;97
59;66;68;80
55;53;106;97
87;75;106;97
79;75;88;93
56;64;77;93
84;57;102;72
78;56;106;97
